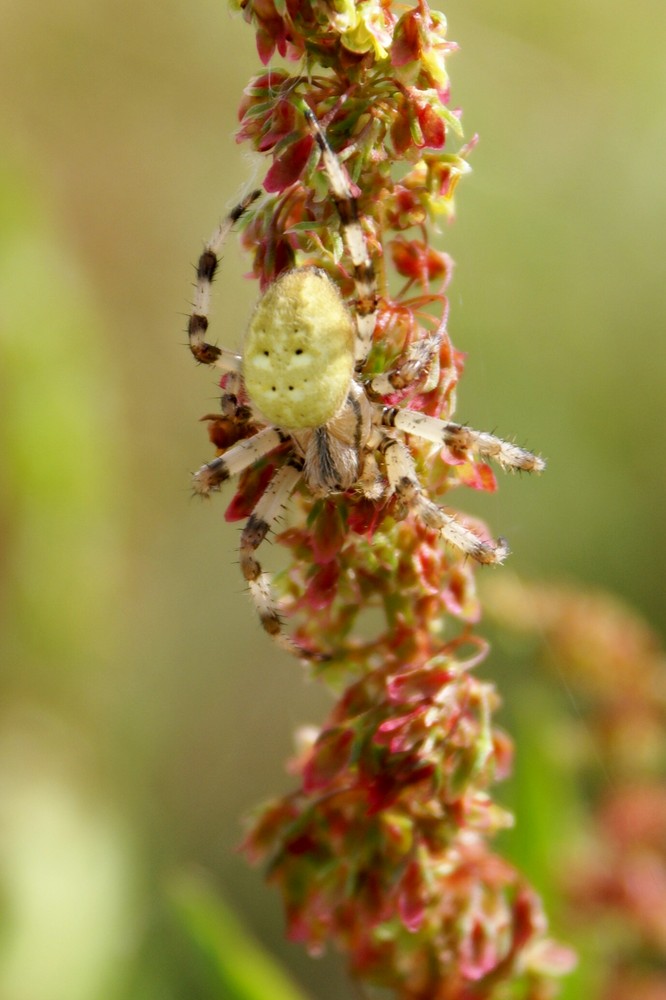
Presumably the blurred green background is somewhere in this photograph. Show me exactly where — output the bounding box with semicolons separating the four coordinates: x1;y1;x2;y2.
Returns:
0;0;664;997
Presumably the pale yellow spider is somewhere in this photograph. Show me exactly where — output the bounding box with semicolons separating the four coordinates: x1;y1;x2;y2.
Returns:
187;109;544;658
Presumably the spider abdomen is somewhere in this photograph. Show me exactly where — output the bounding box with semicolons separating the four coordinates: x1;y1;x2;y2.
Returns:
243;267;355;430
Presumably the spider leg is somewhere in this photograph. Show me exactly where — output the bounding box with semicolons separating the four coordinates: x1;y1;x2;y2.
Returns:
380;407;545;473
192;426;288;495
304;108;377;366
380;436;509;565
217;370;253;423
188;189;261;367
240;458;321;659
368;331;443;398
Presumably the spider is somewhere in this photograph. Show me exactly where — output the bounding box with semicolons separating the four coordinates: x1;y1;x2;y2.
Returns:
187;108;544;659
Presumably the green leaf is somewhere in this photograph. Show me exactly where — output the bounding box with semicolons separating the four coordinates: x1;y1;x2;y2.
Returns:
438;104;464;139
167;872;310;1000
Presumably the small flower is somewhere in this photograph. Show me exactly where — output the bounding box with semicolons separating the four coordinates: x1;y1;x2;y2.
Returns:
236;71;294;148
340;0;394;59
391;0;456;93
234;0;305;63
390;236;453;286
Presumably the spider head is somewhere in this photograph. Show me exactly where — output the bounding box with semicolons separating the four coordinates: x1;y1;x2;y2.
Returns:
243;267;355;430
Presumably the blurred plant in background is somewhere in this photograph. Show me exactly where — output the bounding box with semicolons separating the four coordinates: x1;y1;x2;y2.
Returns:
488;579;666;1000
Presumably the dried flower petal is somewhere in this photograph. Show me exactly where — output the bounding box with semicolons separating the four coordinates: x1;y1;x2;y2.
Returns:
264;135;315;193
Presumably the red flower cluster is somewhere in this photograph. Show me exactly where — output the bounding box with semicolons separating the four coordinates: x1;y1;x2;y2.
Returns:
243;645;571;996
211;0;574;994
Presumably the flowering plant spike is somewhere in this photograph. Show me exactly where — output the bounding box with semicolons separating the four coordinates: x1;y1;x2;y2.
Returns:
186;0;575;994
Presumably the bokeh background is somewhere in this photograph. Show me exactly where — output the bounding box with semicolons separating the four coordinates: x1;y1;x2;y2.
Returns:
0;0;664;997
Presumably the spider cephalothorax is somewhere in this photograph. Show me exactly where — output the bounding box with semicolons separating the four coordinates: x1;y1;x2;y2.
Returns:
187;109;544;659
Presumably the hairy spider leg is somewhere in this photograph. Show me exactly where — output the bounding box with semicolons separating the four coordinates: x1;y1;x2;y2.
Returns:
368;332;444;397
192;426;288;495
188;189;262;368
304;108;377;366
215;369;254;424
380;407;545;473
239;458;325;660
380;437;509;565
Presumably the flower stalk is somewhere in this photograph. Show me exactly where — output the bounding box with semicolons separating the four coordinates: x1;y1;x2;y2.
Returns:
203;0;575;994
